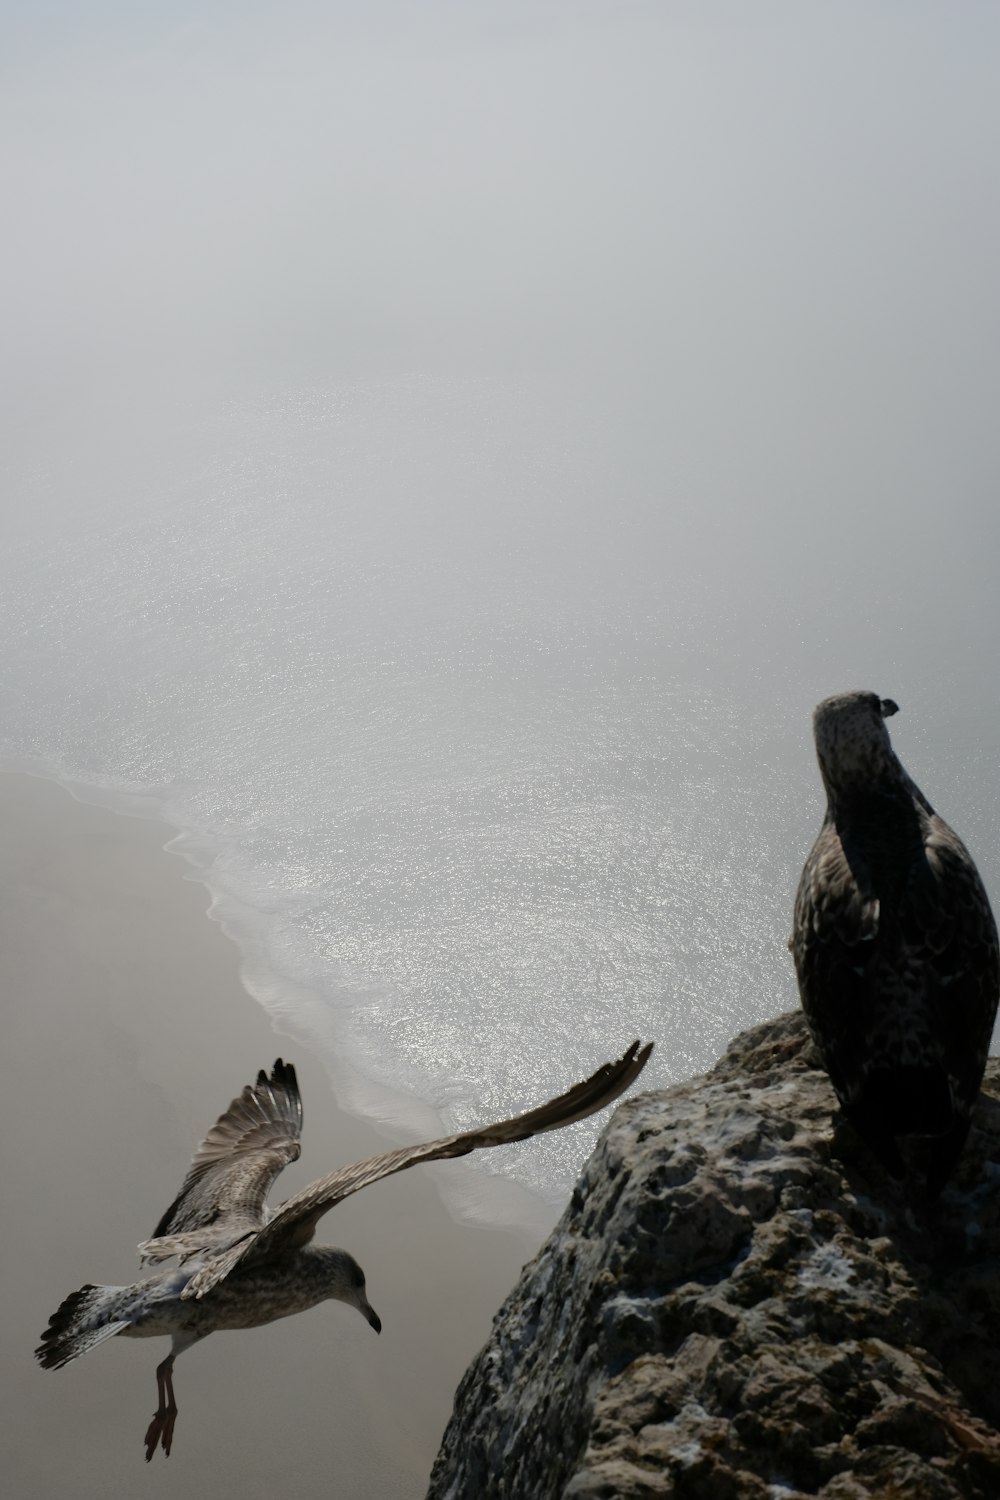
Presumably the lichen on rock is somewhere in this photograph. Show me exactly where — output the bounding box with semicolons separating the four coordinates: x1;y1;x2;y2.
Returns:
426;1012;1000;1499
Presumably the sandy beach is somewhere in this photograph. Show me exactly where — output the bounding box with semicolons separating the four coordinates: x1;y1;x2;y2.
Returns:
0;771;551;1500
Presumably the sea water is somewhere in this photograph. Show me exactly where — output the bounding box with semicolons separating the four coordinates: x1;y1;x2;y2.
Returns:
3;373;996;1215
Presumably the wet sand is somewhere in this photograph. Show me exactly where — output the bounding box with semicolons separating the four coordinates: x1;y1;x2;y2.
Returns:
0;772;552;1499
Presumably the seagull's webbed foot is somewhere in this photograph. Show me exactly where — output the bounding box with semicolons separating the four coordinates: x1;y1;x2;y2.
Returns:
144;1405;177;1462
144;1354;178;1461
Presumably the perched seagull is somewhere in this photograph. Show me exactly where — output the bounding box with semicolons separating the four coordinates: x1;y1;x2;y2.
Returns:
790;690;999;1197
36;1043;652;1460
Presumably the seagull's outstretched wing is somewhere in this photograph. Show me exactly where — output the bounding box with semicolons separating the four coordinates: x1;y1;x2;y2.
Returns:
182;1041;652;1300
138;1060;303;1264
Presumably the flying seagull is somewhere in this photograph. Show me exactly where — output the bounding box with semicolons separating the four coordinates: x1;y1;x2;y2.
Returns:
36;1042;652;1460
790;690;999;1196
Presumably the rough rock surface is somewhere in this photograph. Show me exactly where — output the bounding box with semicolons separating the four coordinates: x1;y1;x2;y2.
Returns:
426;1013;1000;1500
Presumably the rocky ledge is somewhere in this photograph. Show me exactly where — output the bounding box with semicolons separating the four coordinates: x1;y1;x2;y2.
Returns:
427;1012;1000;1500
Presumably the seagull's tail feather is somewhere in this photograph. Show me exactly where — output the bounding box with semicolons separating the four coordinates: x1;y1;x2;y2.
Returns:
35;1284;132;1370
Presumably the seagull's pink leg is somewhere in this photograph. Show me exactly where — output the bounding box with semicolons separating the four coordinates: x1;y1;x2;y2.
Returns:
144;1353;178;1461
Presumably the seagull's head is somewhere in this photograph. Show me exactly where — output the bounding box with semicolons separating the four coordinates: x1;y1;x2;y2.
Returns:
812;690;901;795
320;1249;382;1334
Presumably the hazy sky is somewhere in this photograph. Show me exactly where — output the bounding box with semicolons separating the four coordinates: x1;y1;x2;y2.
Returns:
3;1;1000;726
4;2;997;386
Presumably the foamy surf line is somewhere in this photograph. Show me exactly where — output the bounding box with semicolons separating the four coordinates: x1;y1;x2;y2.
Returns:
0;754;558;1238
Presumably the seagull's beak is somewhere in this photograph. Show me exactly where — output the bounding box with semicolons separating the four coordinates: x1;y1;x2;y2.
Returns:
353;1290;381;1334
880;698;899;718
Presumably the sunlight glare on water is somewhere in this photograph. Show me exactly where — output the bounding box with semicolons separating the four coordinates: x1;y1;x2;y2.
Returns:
0;378;811;1201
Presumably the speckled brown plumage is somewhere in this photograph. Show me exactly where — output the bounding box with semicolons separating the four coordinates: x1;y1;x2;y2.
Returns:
145;1057;303;1255
790;690;999;1196
36;1043;652;1460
